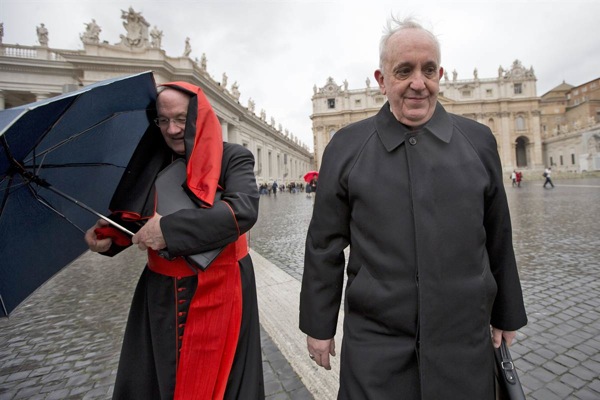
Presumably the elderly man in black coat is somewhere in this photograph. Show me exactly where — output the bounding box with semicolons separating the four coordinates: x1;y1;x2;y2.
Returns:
299;17;527;399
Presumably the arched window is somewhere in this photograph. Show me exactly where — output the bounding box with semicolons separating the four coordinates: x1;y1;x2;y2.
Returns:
515;115;526;131
488;118;495;132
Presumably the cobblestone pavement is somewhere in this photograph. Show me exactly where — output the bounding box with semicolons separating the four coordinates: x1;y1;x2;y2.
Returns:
252;179;600;400
1;179;599;399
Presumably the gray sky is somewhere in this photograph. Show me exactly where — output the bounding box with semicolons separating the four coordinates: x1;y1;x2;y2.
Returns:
2;0;600;149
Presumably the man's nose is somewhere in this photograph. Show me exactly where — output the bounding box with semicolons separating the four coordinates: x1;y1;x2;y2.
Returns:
409;72;426;90
166;121;183;134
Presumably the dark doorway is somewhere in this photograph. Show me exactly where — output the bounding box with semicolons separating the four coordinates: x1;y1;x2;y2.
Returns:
516;137;528;167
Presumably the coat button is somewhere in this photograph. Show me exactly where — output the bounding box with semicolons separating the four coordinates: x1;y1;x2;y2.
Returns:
408;137;417;146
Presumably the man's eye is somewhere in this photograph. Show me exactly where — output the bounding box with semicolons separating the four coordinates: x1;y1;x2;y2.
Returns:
175;118;187;124
395;69;411;77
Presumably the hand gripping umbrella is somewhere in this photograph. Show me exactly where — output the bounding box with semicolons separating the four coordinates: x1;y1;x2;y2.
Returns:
0;71;157;316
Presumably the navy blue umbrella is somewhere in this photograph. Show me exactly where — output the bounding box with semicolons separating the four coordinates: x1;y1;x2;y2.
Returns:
0;71;157;316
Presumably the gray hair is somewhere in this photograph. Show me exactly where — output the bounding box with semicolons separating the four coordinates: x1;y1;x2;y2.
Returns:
378;16;441;72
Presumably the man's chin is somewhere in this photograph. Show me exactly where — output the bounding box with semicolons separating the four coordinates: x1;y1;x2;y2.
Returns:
404;107;435;126
170;143;185;155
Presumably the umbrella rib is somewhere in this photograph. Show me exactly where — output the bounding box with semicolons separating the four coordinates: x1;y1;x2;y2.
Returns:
29;162;127;170
0;174;14;220
26;111;134;165
29;187;87;235
0;295;8;318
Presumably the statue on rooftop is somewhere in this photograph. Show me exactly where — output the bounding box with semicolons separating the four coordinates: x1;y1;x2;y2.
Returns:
222;72;228;88
231;82;241;100
36;23;49;46
81;19;101;45
183;37;191;57
150;26;163;48
118;7;150;48
200;53;207;71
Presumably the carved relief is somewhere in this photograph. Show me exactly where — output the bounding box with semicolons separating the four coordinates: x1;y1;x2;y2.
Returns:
81;20;101;45
118;7;150;48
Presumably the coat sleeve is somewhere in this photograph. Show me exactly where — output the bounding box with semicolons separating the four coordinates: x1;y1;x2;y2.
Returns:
299;135;352;340
478;132;528;331
160;144;259;256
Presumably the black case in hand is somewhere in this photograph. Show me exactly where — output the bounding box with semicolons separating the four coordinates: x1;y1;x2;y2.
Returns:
155;158;224;271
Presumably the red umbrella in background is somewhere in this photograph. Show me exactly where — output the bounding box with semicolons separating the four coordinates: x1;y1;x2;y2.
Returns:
303;171;318;183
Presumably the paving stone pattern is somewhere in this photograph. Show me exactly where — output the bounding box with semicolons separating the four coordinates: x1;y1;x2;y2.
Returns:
252;179;600;400
1;179;599;399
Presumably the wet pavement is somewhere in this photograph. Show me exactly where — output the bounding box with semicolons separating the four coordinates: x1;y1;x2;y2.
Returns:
1;178;600;399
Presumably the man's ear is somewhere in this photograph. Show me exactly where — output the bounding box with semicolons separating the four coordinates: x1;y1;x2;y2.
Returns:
439;66;444;80
374;69;386;94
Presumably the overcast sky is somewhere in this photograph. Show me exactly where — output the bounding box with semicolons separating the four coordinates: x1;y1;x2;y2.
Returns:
2;0;600;149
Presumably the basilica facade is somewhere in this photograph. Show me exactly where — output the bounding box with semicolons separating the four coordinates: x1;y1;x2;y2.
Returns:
0;10;313;186
311;62;600;176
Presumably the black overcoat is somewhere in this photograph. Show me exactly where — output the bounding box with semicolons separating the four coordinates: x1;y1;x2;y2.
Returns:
299;102;527;399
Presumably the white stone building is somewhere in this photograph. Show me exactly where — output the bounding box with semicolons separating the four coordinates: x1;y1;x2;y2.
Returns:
0;10;313;186
311;60;600;175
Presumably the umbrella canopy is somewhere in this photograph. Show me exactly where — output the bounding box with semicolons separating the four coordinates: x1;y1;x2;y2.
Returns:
0;71;157;316
303;170;319;183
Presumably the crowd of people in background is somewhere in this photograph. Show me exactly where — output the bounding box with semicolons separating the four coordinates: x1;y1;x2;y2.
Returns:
258;181;306;195
510;167;557;189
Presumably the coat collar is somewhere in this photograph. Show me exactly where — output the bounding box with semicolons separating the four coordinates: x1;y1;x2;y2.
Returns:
375;101;453;152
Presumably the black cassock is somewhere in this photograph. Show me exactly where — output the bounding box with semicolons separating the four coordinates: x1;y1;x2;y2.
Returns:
300;102;527;399
107;142;264;399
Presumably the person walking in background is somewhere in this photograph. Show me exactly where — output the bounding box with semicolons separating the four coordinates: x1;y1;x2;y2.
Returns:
516;170;523;187
309;177;317;194
543;166;554;188
85;82;264;399
511;170;517;187
300;16;527;399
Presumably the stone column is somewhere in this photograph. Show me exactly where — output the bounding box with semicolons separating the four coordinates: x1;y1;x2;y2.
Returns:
35;92;51;102
228;123;239;144
500;111;513;170
530;110;544;169
220;120;229;142
0;91;5;110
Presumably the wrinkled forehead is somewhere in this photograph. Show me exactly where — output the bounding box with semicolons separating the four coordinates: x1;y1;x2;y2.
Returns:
385;29;441;65
157;87;191;110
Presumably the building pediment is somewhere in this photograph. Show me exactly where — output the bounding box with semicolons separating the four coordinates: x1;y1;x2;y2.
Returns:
457;83;476;90
314;77;342;97
503;59;536;81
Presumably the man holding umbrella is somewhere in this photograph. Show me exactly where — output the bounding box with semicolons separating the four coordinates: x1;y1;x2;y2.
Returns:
85;82;264;399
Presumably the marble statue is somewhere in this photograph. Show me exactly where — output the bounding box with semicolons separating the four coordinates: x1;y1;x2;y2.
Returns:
200;53;207;71
183;37;191;57
222;72;228;88
119;7;150;48
150;26;163;48
231;82;240;100
81;19;101;44
36;23;48;46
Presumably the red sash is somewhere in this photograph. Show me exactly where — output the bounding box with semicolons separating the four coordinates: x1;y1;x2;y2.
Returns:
148;234;248;399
